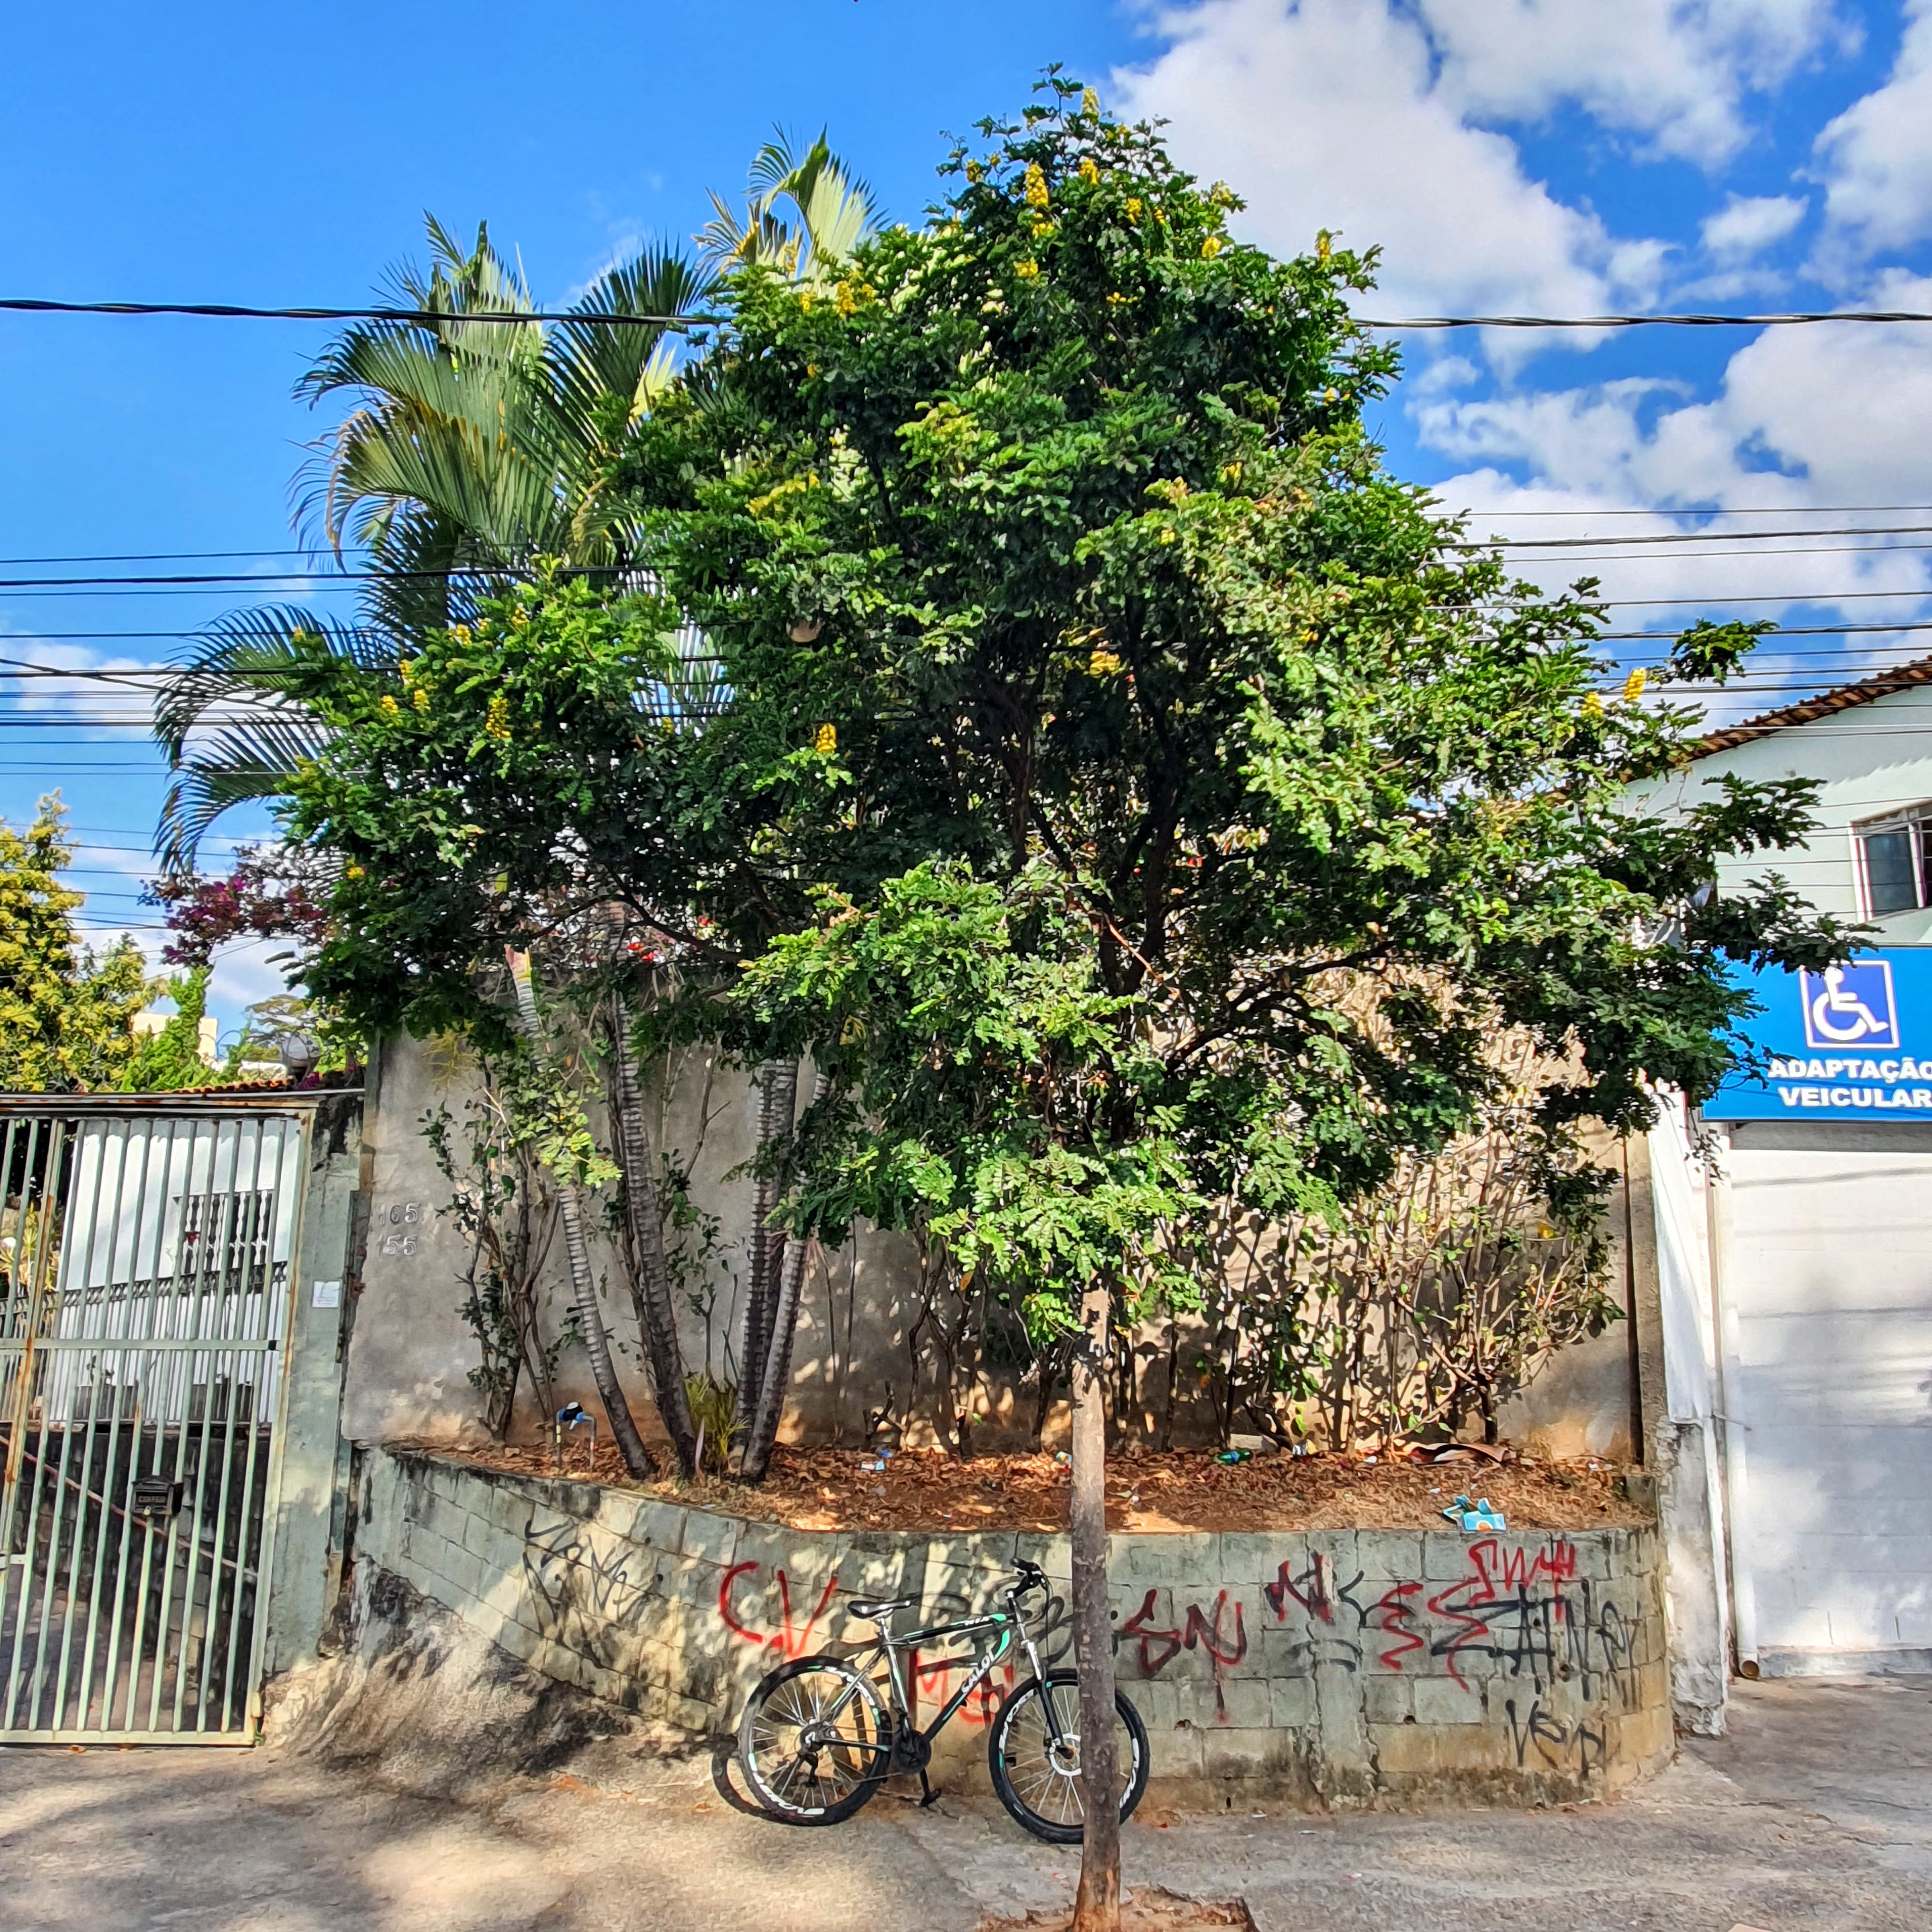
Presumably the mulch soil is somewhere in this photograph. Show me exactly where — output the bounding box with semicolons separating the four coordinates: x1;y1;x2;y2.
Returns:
444;1438;1647;1535
989;1892;1254;1931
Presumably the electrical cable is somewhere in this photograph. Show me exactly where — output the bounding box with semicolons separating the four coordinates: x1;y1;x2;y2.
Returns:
8;295;1932;330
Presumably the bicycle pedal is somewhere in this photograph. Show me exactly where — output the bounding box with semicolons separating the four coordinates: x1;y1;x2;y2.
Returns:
918;1773;943;1808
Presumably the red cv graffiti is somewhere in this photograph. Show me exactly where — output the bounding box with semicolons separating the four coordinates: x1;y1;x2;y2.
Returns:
718;1561;840;1660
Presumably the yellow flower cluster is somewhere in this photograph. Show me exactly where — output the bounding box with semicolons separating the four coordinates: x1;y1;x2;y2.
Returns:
1201;235;1222;259
965;159;983;185
413;685;430;714
1125;197;1143;222
814;723;837;754
1581;692;1605;721
1623;667;1648;702
378;693;401;721
1031;216;1053;239
485;694;512;740
836;281;858;317
1081;86;1100;116
1015;258;1040;280
1107;291;1130;306
1024;163;1049;211
1079;157;1099;184
1088;647;1124;676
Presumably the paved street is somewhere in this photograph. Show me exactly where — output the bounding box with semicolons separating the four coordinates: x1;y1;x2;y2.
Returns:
1;1677;1927;1931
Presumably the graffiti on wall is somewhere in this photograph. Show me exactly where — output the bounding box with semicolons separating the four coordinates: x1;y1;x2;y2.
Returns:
517;1508;1645;1760
717;1561;841;1661
523;1514;654;1669
1112;1537;1642;1721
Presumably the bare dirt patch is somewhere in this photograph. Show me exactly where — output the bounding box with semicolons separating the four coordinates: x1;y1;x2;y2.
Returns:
444;1439;1647;1536
984;1890;1254;1932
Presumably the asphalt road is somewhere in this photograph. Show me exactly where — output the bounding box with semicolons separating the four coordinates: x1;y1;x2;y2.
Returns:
1;1676;1926;1931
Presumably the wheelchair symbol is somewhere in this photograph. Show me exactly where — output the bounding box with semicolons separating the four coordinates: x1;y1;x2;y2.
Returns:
1801;962;1900;1050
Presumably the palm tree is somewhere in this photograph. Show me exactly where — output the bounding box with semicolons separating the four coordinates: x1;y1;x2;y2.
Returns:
155;219;712;868
697;127;879;288
155;150;878;1481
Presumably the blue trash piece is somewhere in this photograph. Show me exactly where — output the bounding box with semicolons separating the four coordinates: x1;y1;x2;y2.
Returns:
1441;1493;1506;1532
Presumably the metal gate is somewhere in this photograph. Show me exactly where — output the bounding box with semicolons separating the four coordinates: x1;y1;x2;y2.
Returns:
0;1103;310;1741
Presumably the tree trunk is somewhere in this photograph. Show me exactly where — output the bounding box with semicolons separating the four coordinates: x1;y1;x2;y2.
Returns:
1069;1280;1121;1932
504;948;654;1479
740;1070;828;1480
731;1057;797;1464
609;998;699;1475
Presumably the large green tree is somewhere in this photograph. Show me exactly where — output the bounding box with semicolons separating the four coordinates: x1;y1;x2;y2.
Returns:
0;798;149;1092
633;80;1843;1929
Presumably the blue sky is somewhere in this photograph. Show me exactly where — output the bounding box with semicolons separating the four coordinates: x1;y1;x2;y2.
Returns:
4;1;1931;1033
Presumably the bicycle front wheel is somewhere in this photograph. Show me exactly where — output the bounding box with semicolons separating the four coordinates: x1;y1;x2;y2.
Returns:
988;1670;1150;1844
737;1655;894;1826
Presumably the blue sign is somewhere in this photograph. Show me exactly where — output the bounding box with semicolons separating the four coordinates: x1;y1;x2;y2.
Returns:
1707;947;1932;1121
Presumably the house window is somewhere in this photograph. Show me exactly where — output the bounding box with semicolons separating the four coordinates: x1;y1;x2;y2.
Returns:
1856;810;1932;916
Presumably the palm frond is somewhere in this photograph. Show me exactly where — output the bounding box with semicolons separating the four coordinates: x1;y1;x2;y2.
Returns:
154;607;381;758
551;243;714;433
157;718;337;872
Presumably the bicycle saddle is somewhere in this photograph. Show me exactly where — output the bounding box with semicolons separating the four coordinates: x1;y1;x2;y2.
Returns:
848;1594;917;1620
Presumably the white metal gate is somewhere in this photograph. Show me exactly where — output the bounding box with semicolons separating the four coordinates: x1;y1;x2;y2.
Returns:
0;1103;310;1740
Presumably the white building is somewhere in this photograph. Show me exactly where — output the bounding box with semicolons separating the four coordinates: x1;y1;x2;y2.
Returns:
1635;660;1932;1730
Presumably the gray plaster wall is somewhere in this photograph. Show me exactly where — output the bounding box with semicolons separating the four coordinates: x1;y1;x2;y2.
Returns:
341;1033;930;1450
343;1035;1640;1462
352;1448;1672;1808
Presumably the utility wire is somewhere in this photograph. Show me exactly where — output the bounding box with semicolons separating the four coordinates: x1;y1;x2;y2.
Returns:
10;295;1932;330
0;298;722;326
1357;310;1932;329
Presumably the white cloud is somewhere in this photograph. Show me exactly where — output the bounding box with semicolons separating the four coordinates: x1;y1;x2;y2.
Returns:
1814;0;1932;263
1423;0;1841;165
1414;282;1932;627
1701;192;1808;258
1110;0;1663;327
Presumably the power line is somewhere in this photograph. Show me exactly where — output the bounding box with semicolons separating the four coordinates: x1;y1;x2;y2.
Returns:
1471;524;1932;550
1451;505;1932;518
1358;309;1932;329
0;297;720;327
10;295;1932;332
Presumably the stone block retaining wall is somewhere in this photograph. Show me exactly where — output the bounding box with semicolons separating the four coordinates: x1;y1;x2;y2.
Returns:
355;1448;1671;1807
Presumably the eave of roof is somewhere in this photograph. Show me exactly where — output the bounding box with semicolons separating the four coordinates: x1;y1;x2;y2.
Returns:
1695;652;1932;755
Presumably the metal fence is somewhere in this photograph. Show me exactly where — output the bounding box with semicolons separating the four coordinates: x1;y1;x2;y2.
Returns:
0;1099;311;1741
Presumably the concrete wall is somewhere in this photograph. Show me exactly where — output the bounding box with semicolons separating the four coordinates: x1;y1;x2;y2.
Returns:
353;1447;1672;1808
343;1034;1642;1462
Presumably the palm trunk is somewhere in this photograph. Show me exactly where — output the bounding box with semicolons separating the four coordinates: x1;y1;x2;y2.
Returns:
731;1057;797;1462
610;998;699;1475
1069;1280;1121;1932
504;948;654;1479
740;1070;828;1480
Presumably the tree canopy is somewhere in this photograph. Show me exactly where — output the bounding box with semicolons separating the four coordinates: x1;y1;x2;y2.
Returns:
0;798;149;1092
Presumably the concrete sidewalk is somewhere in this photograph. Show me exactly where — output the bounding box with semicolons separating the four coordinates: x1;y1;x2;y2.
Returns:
2;1677;1928;1931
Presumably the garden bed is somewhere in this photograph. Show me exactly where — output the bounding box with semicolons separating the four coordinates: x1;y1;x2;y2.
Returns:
444;1439;1649;1535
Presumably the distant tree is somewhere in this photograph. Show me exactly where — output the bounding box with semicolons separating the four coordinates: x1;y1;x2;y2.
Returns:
119;967;224;1093
0;797;148;1092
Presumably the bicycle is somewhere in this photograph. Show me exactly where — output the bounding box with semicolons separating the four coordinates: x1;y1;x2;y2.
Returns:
735;1556;1150;1843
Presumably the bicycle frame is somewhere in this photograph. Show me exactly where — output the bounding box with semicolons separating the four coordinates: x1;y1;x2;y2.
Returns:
822;1580;1065;1759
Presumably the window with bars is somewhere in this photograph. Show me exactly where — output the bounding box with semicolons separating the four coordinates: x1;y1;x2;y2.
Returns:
1856;809;1932;917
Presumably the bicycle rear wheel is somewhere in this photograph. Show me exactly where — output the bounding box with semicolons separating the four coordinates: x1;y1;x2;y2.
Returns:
737;1655;894;1825
988;1669;1150;1844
